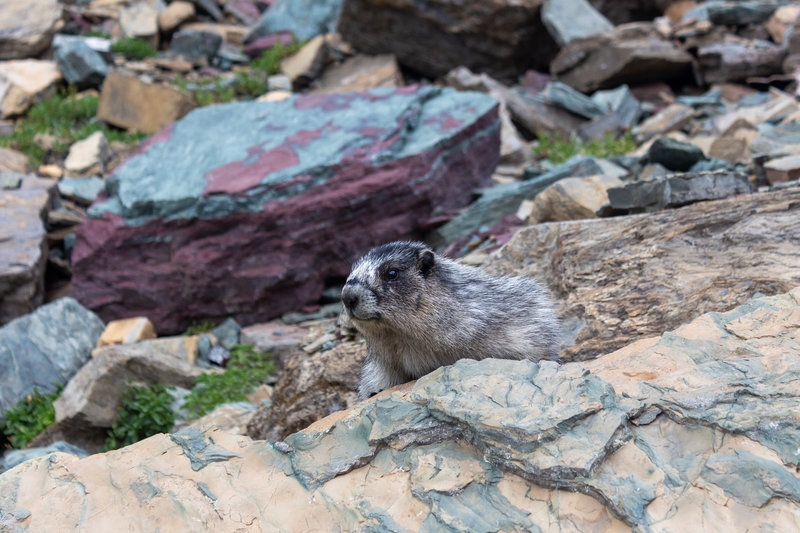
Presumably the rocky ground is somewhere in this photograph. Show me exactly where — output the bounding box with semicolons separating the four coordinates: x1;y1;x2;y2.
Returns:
2;0;800;530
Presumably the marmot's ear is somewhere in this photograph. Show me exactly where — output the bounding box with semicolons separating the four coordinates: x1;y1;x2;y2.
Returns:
418;249;435;277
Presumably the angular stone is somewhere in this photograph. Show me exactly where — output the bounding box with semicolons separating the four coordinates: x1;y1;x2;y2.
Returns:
97;71;196;133
0;175;54;325
312;54;402;94
158;1;196;33
0;147;28;173
54;338;209;429
714;88;797;133
0;60;62;119
169;29;223;61
52;34;112;55
57;177;105;206
540;81;605;119
175;402;258;436
181;23;248;45
73;86;500;333
551;24;694;93
0;441;88;472
697;39;787;85
240;321;307;369
0;297;104;420
705;1;784;26
117;0;163;48
647;136;707;172
541;0;613;47
527;174;623;223
338;0;557;81
246;0;343;42
632;103;695;144
484;188;800;360
64;132;112;176
54;40;109;90
96;317;157;348
0;0;62;60
280;35;328;88
766;5;800;43
764;154;800;184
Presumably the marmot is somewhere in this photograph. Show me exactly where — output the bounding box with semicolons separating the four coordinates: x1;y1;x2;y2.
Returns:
341;241;560;399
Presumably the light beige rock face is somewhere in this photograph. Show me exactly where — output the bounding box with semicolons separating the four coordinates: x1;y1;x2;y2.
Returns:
2;289;800;531
96;317;156;348
528;174;623;223
0;147;28;173
484;188;800;361
280;35;328;88
312;54;403;94
157;0;195;33
0;60;62;118
64;131;112;176
0;0;62;60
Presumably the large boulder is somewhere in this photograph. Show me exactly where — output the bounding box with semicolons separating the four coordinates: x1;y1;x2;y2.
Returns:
0;174;54;325
337;0;557;81
484;188;800;361
73;86;500;333
1;288;799;530
0;297;104;421
0;0;62;60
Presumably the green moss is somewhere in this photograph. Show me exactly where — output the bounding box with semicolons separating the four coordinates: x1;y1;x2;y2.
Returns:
533;130;637;165
111;37;158;60
1;387;61;449
183;321;217;336
182;345;275;419
103;383;176;451
0;89;146;167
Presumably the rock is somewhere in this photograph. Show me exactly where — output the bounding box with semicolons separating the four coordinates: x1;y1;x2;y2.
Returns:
541;0;613;47
0;297;104;421
606;170;752;213
64;132;112;176
551;24;694;93
0;147;28;173
247;340;364;441
267;73;292;92
697;39;787;85
632;102;695;144
0;0;62;60
714;88;797;133
647;136;707;172
527;174;623;223
540;81;605;119
53;338;209;430
181;23;248;45
4;288;800;529
73;86;500;333
428;156;626;249
0;175;54;325
169;29;223;62
703;1;784;26
97;71;196;133
240;321;307;369
52;34;112;56
243;31;294;59
210;318;241;350
158;1;196;33
246;0;343;42
0;441;88;472
54;40;108;90
96;317;157;348
0;60;62;119
175;402;257;436
280;35;328;89
312;53;402;93
117;0;163;48
484;187;800;360
764;154;800;184
57;177;105;206
588;0;668;25
190;0;224;21
338;0;558;81
766;5;800;43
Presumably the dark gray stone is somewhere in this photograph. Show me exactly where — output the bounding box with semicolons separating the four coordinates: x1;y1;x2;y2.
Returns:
211;318;241;350
647;137;707;172
607;171;753;212
1;441;88;471
190;0;223;21
54;40;108;90
57;177;104;206
541;81;605;120
706;1;787;26
689;158;732;173
0;298;105;422
170;30;223;61
245;0;342;42
676;87;723;108
541;0;613;47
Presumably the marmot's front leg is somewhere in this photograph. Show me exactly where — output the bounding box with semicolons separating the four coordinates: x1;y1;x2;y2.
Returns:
357;353;405;400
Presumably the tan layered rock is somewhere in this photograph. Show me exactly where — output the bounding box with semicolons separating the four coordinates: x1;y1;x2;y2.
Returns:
2;289;799;531
0;147;28;173
526;174;623;223
0;60;62;118
312;54;403;94
157;1;195;33
96;317;157;348
64;131;112;176
0;0;62;60
280;35;328;88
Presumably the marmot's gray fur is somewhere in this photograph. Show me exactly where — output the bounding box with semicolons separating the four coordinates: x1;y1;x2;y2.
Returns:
341;241;560;399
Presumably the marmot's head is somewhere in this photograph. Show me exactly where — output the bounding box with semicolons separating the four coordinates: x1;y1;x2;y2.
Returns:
341;241;435;327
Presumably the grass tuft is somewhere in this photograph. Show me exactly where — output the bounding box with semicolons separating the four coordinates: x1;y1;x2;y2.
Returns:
533;130;637;165
111;37;158;60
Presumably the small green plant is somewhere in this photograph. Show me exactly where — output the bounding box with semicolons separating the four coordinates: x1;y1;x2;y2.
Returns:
82;30;111;39
0;89;147;166
183;345;274;419
533;130;637;165
1;387;61;449
111;37;158;60
249;40;305;76
183;321;217;336
103;383;176;451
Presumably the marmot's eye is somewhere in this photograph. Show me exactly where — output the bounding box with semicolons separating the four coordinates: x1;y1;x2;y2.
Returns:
386;269;398;280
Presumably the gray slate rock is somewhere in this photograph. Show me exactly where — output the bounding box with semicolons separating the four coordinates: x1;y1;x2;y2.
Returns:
57;177;105;206
541;0;614;47
0;441;88;472
0;297;104;422
647;136;707;172
245;0;342;42
541;81;605;120
211;318;241;351
54;40;109;89
170;30;223;61
606;170;752;212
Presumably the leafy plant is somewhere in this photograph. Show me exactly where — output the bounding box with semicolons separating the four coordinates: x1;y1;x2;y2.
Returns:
249;40;305;76
182;345;274;419
183;321;217;336
533;130;637;165
111;37;158;60
0;89;146;166
103;383;176;451
1;387;61;449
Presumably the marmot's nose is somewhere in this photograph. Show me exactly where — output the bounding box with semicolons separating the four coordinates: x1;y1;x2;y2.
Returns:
342;289;359;311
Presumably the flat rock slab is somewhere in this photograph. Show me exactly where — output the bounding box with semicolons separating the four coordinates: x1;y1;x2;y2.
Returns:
0;297;104;421
0;0;62;60
484;188;800;361
2;289;799;530
0;174;54;325
73;86;500;333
